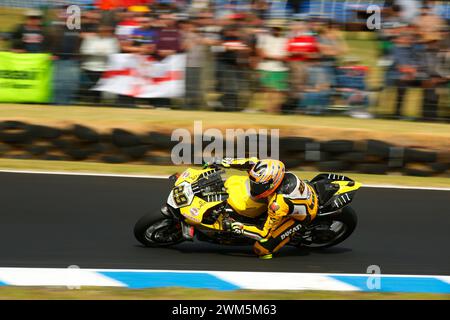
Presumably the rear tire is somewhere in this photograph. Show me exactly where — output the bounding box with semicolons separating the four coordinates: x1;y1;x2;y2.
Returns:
134;214;184;247
301;206;358;249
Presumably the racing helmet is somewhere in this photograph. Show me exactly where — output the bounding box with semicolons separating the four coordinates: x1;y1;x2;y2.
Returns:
248;159;285;199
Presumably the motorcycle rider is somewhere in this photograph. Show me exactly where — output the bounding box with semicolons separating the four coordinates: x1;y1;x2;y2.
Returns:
212;157;319;259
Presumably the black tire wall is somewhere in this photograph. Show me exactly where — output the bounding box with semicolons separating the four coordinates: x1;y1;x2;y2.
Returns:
0;120;447;177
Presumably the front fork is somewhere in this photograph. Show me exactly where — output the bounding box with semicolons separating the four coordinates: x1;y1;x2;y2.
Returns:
161;204;195;241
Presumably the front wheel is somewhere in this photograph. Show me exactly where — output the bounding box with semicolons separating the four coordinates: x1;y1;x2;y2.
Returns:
298;206;358;249
134;214;184;247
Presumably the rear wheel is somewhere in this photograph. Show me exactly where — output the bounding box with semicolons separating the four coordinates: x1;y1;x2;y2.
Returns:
298;206;357;249
134;214;184;247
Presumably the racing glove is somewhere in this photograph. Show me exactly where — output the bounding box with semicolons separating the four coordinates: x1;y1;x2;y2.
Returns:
219;157;259;168
202;158;244;168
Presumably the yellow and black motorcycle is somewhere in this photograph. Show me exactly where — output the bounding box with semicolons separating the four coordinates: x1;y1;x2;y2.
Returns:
134;167;361;250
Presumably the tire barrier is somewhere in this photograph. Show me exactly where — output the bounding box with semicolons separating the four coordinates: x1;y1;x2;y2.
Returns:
72;125;100;143
111;128;143;147
0;121;34;144
0;120;447;178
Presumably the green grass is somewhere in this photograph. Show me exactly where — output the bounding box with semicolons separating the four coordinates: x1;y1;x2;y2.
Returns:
0;7;24;51
0;286;448;300
1;104;447;135
1;159;449;188
0;104;448;151
0;7;23;33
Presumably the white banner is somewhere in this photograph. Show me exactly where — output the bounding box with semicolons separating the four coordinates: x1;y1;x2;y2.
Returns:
94;53;186;98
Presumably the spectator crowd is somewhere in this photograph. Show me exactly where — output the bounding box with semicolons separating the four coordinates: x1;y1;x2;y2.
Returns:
2;0;450;121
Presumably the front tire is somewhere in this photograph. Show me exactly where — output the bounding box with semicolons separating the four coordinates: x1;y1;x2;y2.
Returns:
134;214;184;247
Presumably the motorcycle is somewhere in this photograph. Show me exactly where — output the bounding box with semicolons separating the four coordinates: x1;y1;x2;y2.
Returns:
134;166;361;251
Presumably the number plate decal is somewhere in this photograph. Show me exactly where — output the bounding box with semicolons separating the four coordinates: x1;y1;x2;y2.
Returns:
167;182;194;209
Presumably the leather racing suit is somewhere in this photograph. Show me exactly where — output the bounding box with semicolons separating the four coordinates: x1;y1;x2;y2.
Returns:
219;158;319;258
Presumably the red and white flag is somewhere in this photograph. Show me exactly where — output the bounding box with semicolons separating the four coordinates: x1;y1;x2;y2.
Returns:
94;53;186;98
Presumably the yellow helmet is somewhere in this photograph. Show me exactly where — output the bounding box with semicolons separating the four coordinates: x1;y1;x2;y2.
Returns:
248;159;285;199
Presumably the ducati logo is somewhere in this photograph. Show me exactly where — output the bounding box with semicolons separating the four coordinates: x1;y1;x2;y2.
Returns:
280;224;302;240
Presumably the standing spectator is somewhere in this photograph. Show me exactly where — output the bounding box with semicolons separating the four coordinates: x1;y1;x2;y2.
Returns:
181;18;207;109
121;16;157;54
151;13;182;108
215;24;250;111
299;55;331;115
155;13;182;59
418;34;449;121
80;8;102;39
80;25;121;104
336;60;371;118
377;4;404;70
256;24;288;113
192;10;223;104
252;0;270;20
115;5;151;42
238;14;262;111
390;28;419;118
317;20;347;88
414;2;445;43
285;20;319;111
11;10;47;53
48;8;82;105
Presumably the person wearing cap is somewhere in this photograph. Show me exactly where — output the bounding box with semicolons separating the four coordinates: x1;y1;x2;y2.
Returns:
11;9;48;53
115;5;151;41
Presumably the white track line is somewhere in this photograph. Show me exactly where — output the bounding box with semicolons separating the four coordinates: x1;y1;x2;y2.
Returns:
361;184;450;191
0;267;448;280
0;169;448;191
81;268;450;279
0;169;170;180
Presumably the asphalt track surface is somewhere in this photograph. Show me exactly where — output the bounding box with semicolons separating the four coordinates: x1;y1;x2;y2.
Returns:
0;172;449;275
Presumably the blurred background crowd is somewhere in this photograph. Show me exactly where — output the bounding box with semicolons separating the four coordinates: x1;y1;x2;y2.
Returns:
0;0;449;121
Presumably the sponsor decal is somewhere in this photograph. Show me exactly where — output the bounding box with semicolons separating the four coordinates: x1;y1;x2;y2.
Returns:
270;202;280;212
190;207;200;217
181;171;190;178
280;224;302;240
298;181;305;194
